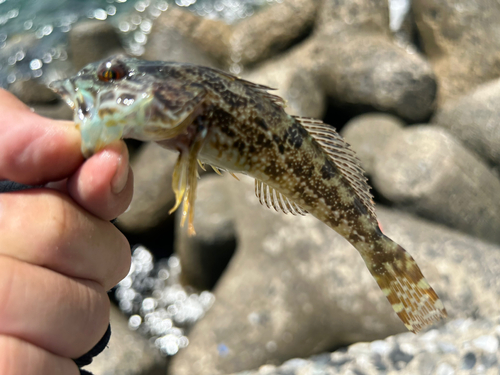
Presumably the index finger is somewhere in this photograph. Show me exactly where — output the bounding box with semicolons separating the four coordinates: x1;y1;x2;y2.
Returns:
0;89;83;185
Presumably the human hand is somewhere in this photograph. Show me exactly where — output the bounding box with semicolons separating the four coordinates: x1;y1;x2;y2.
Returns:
0;89;133;374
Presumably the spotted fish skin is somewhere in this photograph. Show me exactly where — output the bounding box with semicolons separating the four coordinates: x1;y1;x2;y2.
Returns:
50;55;447;333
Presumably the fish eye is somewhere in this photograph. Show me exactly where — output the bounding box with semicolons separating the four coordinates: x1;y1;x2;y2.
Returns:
97;61;128;82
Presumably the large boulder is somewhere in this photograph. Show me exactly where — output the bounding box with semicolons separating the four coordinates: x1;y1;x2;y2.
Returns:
433;78;500;167
371;126;500;245
413;0;500;105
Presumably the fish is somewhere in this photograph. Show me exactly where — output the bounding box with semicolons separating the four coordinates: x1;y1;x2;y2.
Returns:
50;55;447;333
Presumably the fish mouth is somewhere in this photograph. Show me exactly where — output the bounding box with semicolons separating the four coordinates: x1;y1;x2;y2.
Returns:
49;79;77;111
49;78;97;122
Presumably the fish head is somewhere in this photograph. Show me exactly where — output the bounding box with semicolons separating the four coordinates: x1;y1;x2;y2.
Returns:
50;55;207;157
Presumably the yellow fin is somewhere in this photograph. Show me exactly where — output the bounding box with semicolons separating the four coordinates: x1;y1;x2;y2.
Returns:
254;179;307;216
211;165;223;175
169;152;189;215
197;159;206;171
295;116;376;219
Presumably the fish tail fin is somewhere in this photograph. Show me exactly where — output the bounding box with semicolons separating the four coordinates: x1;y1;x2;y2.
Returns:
361;235;447;333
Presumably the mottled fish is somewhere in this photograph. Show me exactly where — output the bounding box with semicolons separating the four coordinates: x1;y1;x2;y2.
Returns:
50;55;447;333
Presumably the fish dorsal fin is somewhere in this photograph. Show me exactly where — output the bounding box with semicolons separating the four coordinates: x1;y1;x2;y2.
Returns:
255;180;307;216
237;79;286;108
206;67;286;108
294;116;377;219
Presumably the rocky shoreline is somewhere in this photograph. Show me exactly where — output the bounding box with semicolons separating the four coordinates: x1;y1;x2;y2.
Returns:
7;0;500;374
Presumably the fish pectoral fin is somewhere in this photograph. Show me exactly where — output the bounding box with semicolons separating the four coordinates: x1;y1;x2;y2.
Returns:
294;116;376;219
254;180;307;216
361;237;447;333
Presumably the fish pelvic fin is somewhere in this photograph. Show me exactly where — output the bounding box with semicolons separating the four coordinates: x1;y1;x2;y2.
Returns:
170;152;189;216
169;119;208;236
360;236;447;333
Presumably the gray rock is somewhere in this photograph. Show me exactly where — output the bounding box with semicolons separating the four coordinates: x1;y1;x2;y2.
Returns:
243;52;326;118
68;20;124;70
341;113;405;175
318;0;391;35
144;9;220;68
312;0;437;122
147;8;231;66
149;0;318;70
175;175;237;290
412;0;500;105
169;174;500;375
372;125;500;244
84;304;166;375
316;32;436;122
433;78;500;167
116;143;178;233
229;0;319;67
9;79;58;104
232;317;500;375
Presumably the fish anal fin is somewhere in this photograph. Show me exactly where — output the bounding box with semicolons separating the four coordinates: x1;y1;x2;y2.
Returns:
254;180;308;216
294;116;376;219
363;238;447;333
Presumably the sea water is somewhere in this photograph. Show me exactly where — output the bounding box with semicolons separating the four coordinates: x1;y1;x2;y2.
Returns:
0;0;275;88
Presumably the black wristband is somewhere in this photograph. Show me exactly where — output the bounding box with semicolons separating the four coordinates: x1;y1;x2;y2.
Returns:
0;180;42;192
74;324;112;374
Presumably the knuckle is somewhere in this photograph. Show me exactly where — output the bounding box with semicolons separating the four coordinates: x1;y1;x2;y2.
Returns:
115;233;132;284
77;282;110;349
43;194;71;247
0;257;18;329
0;335;22;375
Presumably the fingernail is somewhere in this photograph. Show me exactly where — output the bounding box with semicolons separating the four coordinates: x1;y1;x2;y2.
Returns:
111;144;129;194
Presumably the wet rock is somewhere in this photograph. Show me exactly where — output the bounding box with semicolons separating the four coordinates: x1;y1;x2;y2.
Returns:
432;78;500;167
341;113;405;175
169;174;500;375
231;317;500;375
175;175;237;290
372;125;500;244
9;79;58;104
84;304;166;375
316;32;436;122
412;0;500;105
144;9;220;67
229;0;319;67
68;20;124;70
243;51;325;118
150;1;318;69
149;8;231;66
116;143;178;233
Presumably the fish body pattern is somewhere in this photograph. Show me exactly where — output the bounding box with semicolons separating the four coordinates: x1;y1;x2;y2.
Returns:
50;55;447;333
